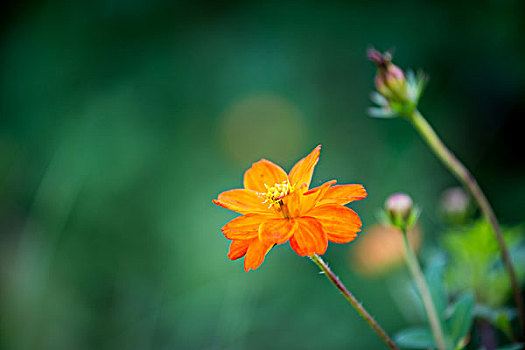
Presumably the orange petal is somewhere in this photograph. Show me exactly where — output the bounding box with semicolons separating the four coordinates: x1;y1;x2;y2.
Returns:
319;184;367;206
307;204;362;243
289;145;321;189
244;239;274;272
289;235;303;256
213;189;268;214
301;180;337;213
281;187;304;217
289;217;327;256
259;218;297;244
228;239;253;260
243;159;288;192
222;213;271;240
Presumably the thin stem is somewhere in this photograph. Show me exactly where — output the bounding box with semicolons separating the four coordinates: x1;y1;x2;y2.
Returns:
401;227;447;350
408;110;525;335
310;254;399;350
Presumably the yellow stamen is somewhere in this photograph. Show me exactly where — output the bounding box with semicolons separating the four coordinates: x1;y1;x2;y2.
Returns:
259;181;295;209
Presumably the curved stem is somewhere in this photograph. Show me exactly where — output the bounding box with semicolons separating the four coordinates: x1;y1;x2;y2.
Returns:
401;227;447;350
408;110;525;335
310;254;399;350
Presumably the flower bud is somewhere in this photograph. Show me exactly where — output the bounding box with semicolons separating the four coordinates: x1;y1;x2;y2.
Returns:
440;187;471;224
385;193;415;229
367;49;408;102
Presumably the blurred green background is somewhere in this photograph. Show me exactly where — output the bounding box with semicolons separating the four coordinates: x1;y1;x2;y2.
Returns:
1;0;524;349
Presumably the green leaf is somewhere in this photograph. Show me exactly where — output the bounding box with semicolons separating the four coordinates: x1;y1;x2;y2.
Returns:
446;293;474;346
494;312;514;341
395;327;436;349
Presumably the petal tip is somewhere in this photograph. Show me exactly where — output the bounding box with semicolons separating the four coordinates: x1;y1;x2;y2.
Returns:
227;253;237;261
243;261;255;272
311;144;322;158
212;199;227;209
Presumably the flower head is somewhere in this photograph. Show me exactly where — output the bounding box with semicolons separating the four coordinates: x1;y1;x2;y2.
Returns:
440;187;471;225
367;48;427;119
367;49;408;102
213;145;367;272
384;192;419;230
385;193;413;221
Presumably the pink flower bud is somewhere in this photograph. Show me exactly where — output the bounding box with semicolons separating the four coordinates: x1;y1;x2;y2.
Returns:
440;187;471;224
385;193;413;222
367;49;408;102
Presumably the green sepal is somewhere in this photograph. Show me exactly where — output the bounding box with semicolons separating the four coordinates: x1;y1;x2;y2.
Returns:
367;106;397;119
370;91;388;106
381;205;420;231
406;206;421;228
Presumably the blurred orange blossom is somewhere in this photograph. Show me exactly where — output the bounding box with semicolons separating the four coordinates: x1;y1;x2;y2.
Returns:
352;224;422;276
213;145;367;272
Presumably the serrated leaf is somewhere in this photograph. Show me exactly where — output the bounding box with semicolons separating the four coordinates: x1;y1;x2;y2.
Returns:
446;293;474;346
395;327;436;349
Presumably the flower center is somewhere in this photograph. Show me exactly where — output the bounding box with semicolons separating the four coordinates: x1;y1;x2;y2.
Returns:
260;181;295;209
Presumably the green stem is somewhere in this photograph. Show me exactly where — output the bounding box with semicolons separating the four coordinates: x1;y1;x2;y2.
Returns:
408;110;525;335
401;227;447;350
310;254;399;350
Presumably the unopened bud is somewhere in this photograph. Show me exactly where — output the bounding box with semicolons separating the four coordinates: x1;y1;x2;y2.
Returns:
385;193;418;229
386;193;412;219
367;49;408;102
440;187;471;224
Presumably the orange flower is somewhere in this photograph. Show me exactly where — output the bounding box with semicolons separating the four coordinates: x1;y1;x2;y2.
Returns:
213;145;367;272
